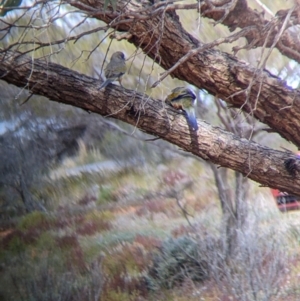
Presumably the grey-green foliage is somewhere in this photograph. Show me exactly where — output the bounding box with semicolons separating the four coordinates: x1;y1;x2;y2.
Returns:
0;0;22;17
146;236;208;290
196;215;292;301
0;252;103;301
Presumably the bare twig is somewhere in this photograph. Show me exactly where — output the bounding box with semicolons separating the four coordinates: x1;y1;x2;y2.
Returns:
151;26;255;88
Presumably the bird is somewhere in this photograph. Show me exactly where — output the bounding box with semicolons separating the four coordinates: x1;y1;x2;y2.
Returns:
165;87;198;131
98;51;127;90
284;152;300;176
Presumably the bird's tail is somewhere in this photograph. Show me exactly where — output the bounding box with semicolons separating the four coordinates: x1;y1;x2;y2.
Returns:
184;108;198;131
98;79;112;90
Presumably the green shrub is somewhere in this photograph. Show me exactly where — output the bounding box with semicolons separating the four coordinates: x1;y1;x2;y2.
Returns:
34;232;56;250
103;289;140;301
1;229;40;257
146;236;208;290
0;252;104;301
17;211;49;231
6;235;27;255
97;186;115;204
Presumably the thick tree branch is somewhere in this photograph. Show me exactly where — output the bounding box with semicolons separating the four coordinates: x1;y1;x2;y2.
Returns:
0;50;299;195
67;0;300;148
200;0;300;63
67;0;300;65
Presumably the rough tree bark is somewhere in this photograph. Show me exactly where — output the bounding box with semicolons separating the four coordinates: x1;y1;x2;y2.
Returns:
199;0;300;63
1;50;299;196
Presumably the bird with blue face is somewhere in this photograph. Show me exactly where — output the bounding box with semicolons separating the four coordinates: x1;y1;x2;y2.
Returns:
165;87;198;131
98;51;127;90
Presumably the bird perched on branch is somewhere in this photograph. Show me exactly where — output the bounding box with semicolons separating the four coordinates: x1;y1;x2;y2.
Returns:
165;87;198;131
98;51;126;90
284;152;300;176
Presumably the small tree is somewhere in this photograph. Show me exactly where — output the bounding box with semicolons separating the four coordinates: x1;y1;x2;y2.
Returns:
0;122;86;214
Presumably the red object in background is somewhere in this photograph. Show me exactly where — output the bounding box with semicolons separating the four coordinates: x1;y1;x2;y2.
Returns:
270;151;300;212
271;188;300;212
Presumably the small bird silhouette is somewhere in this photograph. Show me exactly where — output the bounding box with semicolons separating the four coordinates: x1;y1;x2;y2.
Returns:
98;51;126;90
284;153;300;176
165;87;198;131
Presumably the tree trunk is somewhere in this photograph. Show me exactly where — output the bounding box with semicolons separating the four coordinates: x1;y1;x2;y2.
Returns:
18;172;35;213
210;165;236;256
235;171;249;230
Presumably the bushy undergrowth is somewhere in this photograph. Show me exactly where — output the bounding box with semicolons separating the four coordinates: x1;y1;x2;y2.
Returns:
1;251;103;301
0;221;103;301
195;215;296;301
1;210;298;301
146;236;208;290
17;211;51;231
1;165;299;301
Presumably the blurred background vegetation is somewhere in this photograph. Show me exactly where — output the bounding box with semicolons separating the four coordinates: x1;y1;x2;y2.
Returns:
1;0;300;300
